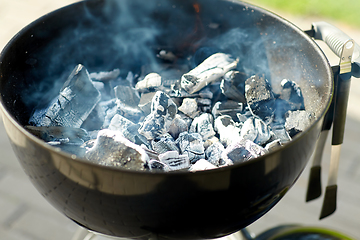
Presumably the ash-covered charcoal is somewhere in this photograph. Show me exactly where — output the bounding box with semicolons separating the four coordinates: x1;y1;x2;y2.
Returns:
158;151;190;171
92;99;118;129
190;113;216;141
240;117;271;145
148;159;171;172
214;115;242;147
245;75;275;123
198;87;214;99
115;100;144;123
220;70;247;104
269;122;291;144
212;100;244;121
175;132;205;164
168;114;190;139
236;108;253;123
222;139;268;164
139;91;177;140
85;129;149;171
151;133;180;154
30;64;101;128
285;110;315;137
135;73;162;91
108;114;151;149
25;126;90;148
205;141;225;166
189;159;217;172
280;79;305;111
138;92;156;116
89;69;120;81
180;53;239;94
114;85;140;108
178;98;199;118
92;81;111;102
196;98;212;112
265;139;282;151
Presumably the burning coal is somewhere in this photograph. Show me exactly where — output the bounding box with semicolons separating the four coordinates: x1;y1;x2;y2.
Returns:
26;48;312;172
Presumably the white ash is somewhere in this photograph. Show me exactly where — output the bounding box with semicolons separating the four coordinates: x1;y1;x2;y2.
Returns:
135;72;162;91
285;110;314;137
189;159;217;172
178;98;199;118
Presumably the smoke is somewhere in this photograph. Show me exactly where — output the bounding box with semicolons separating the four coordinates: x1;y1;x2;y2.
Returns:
20;0;327;123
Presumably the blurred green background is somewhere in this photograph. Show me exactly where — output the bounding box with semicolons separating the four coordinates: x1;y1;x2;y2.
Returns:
246;0;360;27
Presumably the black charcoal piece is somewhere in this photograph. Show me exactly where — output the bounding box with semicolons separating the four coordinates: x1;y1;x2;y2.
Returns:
190;113;216;141
89;69;120;81
175;132;205;164
214;115;242;147
135;73;162;91
222;139;268;164
181;53;239;94
148;160;171;172
220;70;247;104
285;110;314;137
178;98;199;118
85;129;149;171
245;75;275;123
196;98;212;112
30;64;101;128
114;85;140;108
198;87;214;99
138;91;177;140
138;92;156;115
280;79;305;111
189;159;217;172
205;141;225;166
151;133;180;154
158;151;190;171
240;117;271;145
168;114;190;139
212;101;243;121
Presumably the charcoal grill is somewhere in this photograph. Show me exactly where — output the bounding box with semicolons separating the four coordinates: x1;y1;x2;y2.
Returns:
0;0;359;239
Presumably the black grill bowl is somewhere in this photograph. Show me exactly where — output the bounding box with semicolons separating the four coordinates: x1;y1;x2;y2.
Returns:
0;0;332;239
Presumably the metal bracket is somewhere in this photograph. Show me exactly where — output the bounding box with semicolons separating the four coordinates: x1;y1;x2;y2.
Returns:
339;39;355;74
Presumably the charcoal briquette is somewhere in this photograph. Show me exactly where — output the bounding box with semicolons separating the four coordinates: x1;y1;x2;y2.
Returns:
175;132;205;164
181;53;239;94
205;141;225;166
285;110;314;137
158;151;190;171
114;85;140;108
245;75;275;123
30;64;101;128
151;133;180;154
190;113;216;141
135;73;162;91
280;79;305;111
214;115;242;147
240;117;271;145
220;70;246;104
178;98;199;118
148;159;171;172
85;129;149;171
222;139;267;164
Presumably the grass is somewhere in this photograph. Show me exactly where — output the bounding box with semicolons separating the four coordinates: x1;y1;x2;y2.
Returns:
245;0;360;27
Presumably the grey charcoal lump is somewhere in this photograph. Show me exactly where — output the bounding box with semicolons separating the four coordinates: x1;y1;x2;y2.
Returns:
28;52;312;172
